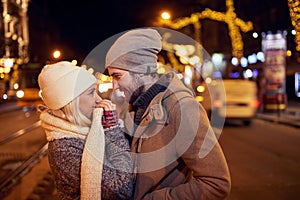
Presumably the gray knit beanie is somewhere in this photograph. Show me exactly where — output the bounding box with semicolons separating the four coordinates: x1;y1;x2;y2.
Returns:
104;28;162;75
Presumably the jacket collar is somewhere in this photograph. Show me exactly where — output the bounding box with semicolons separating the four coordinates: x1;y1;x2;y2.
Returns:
126;72;194;138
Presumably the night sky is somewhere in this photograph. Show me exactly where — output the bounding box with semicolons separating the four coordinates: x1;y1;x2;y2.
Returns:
27;0;292;63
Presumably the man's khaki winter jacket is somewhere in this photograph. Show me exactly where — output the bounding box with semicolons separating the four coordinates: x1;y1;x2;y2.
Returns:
124;72;231;200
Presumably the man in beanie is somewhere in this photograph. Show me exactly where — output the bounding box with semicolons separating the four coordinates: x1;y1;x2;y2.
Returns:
38;61;134;199
104;28;231;199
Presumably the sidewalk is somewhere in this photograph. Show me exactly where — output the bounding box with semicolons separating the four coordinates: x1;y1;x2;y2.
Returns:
256;100;300;128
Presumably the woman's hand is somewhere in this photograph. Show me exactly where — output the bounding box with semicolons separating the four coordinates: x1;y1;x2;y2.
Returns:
95;99;116;111
95;100;118;129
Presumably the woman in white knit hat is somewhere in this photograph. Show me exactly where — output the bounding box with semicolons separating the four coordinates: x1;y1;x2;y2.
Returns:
37;61;134;200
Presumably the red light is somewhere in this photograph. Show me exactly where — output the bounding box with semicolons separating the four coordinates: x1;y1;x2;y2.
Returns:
251;100;260;108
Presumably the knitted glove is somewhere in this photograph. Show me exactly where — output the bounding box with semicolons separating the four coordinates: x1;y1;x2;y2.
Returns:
102;110;118;129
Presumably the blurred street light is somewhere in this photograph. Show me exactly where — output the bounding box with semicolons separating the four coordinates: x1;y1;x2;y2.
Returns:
4;58;14;68
161;11;171;20
252;32;258;39
52;50;61;59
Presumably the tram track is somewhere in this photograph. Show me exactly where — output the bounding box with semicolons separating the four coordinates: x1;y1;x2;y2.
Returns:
0;119;48;198
0;121;41;145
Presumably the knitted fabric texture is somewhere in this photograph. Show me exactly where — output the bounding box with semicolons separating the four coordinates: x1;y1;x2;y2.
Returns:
102;110;118;129
38;61;96;110
131;73;170;126
81;108;104;200
104;28;162;74
40;108;105;199
40;111;89;141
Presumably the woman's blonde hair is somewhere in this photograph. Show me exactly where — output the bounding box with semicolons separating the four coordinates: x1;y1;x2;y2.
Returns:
62;96;92;127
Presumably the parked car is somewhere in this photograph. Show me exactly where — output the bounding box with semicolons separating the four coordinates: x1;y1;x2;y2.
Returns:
197;79;260;126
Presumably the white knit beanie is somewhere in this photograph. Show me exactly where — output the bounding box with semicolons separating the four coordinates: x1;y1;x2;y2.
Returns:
38;61;96;110
104;28;162;74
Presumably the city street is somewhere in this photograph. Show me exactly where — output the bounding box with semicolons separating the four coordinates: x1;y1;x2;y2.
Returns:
219;119;300;199
0;106;300;199
0;0;299;199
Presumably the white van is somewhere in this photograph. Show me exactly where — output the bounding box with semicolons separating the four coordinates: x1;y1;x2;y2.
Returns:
197;79;260;126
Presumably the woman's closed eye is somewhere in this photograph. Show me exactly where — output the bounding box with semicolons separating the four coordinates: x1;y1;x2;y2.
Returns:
88;88;95;95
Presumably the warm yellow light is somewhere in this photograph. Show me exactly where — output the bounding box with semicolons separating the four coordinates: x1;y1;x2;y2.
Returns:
87;68;94;74
184;65;193;77
4;59;13;68
287;50;292;57
197;85;205;93
4;67;11;73
53;50;61;59
157;67;166;74
196;96;204;102
16;90;24;98
71;60;78;65
100;74;109;82
205;77;212;84
161;11;171;20
12;34;18;40
288;0;300;52
13;83;19;90
38;90;43;98
189;56;200;65
179;57;189;64
174;45;188;57
158;0;253;59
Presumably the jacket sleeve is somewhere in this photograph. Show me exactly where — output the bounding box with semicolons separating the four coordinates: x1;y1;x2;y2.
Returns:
101;125;135;200
144;98;231;200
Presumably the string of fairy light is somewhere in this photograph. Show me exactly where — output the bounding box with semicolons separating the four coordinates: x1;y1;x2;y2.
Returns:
288;0;300;52
158;0;253;60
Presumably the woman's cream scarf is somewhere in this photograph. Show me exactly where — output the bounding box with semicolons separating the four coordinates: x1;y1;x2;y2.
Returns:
40;108;105;200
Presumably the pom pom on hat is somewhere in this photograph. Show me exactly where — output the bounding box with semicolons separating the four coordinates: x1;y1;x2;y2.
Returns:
38;61;96;110
104;28;162;75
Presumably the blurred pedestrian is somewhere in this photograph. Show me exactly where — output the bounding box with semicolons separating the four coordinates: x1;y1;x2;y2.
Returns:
104;28;231;199
37;61;134;200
